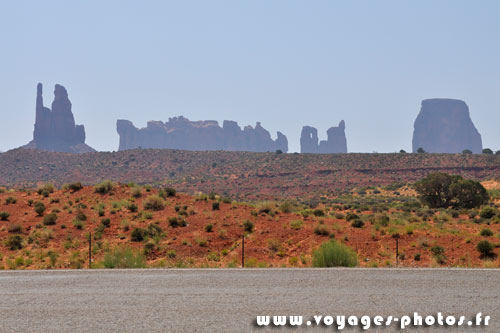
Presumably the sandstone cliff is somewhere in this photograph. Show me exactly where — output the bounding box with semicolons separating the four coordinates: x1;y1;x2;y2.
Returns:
23;83;95;154
412;99;482;154
300;121;347;153
116;116;288;153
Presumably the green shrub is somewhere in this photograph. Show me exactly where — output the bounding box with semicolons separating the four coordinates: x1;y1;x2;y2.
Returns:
480;207;497;219
415;173;488;209
75;211;87;221
143;195;166;211
101;218;111;228
168;217;186;228
6;235;23;250
102;246;146;268
7;224;22;233
167;250;177;258
34;202;46;216
131;187;142;198
0;211;10;221
64;182;83;192
480;228;494;237
256;201;273;214
314;224;330;236
279;201;293;213
73;220;84;229
5;197;17;205
243;220;254;233
313;209;325;217
290;220;303;230
212;202;220;211
131;228;146;242
430;245;445;256
312;240;358;267
94;180;115;194
351;219;364;228
127;203;138;213
414;253;421;261
205;224;213;232
345;212;359;221
43;213;58;226
38;183;55;197
163;187;177;197
477;240;494;258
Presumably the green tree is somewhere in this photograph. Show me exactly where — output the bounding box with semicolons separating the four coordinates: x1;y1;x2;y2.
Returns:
482;148;493;154
415;173;488;209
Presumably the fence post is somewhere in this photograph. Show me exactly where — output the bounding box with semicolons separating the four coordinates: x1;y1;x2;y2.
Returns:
241;234;245;268
89;232;92;269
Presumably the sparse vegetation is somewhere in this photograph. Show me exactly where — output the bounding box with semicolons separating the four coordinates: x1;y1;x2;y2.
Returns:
312;240;357;267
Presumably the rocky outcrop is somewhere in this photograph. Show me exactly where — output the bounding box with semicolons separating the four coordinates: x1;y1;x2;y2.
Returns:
23;83;95;154
116;116;288;153
412;99;482;154
300;121;347;153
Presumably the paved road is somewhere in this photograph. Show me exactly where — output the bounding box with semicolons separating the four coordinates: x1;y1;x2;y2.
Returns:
0;269;499;332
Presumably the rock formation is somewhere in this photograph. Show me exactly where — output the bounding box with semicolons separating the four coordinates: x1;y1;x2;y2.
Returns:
116;116;288;153
412;99;482;154
23;83;95;153
300;121;347;153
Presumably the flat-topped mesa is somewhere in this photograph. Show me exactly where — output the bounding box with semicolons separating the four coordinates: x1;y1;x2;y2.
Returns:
24;83;95;153
300;121;347;153
116;116;288;153
412;99;483;154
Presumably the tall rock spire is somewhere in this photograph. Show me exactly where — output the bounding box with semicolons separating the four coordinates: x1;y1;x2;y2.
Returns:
23;83;95;153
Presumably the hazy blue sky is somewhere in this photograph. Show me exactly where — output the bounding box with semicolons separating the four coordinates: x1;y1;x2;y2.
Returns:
1;1;499;153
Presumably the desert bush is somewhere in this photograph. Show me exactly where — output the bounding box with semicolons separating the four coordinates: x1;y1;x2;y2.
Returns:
205;224;213;232
0;211;10;220
6;235;23;250
43;213;58;226
75;211;87;221
430;245;445;256
279;201;293;213
127;203;138;213
477;240;494;258
243;220;254;233
267;239;282;252
102;246;146;268
345;212;359;221
168;217;186;228
351;219;364;228
313;209;325;217
5;197;17;205
414;253;421;261
480;228;493;237
64;182;83;192
290;220;303;230
212;202;220;211
167;250;177;259
161;187;176;198
94;180;115;194
415;173;488;209
312;240;357;267
131;187;142;198
8;224;22;233
38;183;55;197
131;228;146;242
314;224;330;236
73;220;84;229
143;195;166;211
256;201;273;214
101;218;111;228
480;207;497;219
34;202;46;216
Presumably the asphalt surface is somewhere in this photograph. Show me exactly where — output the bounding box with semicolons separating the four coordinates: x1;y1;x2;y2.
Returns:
0;268;499;332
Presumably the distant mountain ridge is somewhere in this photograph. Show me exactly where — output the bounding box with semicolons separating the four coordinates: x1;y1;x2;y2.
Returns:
117;116;288;153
